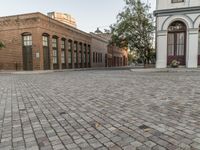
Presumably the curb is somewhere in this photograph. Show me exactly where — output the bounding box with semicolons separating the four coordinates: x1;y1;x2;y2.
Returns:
0;67;135;75
130;68;200;73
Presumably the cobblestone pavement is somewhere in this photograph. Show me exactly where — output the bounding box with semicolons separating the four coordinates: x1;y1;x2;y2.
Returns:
1;70;200;150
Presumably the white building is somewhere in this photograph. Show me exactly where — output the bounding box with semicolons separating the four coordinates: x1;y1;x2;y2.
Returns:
154;0;200;68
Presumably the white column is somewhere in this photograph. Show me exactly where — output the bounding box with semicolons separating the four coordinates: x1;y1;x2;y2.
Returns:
187;29;198;68
156;31;168;68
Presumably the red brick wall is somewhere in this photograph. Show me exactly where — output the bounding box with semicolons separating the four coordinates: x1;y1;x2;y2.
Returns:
0;13;92;70
91;33;108;68
107;44;128;67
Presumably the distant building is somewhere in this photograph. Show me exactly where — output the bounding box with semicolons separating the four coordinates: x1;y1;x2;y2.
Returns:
154;0;200;68
97;33;128;67
48;12;77;28
90;33;108;67
91;29;128;67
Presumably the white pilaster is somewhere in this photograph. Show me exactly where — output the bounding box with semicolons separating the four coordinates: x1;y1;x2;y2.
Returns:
187;29;198;68
156;31;168;68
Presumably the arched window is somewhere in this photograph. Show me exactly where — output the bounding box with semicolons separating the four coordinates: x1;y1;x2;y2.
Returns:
168;21;186;32
167;21;186;65
22;33;32;46
42;33;49;47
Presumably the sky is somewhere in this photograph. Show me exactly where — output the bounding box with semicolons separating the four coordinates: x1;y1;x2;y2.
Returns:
0;0;156;33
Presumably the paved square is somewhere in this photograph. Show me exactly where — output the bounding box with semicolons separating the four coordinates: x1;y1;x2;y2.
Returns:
0;70;200;150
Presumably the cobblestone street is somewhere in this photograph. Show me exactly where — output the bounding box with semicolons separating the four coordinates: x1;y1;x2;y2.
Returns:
1;70;200;150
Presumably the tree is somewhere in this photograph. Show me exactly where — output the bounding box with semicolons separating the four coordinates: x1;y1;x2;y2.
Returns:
110;0;154;65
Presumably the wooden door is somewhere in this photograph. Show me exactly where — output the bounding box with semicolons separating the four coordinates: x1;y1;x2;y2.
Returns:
23;46;33;71
43;47;50;70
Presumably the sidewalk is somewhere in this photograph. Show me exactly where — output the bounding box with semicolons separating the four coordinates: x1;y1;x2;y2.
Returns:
0;66;136;75
1;66;200;75
0;70;55;75
130;67;200;73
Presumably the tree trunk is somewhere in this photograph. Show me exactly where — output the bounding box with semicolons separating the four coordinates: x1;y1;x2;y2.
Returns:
147;48;150;64
143;49;147;67
143;58;146;67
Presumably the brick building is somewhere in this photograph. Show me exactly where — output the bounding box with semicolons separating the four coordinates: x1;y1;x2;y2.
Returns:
0;12;128;71
90;33;108;67
0;12;92;70
107;44;128;67
97;33;128;67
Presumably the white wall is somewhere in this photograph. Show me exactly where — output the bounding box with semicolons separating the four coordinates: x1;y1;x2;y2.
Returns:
187;29;199;68
156;13;200;68
156;31;168;68
157;0;200;10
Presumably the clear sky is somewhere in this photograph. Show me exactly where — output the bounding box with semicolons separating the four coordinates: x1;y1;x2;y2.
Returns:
0;0;155;33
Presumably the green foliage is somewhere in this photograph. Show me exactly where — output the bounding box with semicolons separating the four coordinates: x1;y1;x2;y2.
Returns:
110;0;155;64
0;41;5;49
128;52;134;63
128;51;138;63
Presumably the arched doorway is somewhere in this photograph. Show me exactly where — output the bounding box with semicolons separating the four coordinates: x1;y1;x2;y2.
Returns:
167;21;186;65
22;32;33;71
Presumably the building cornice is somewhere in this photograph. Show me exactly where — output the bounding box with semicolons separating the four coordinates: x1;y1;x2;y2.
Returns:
0;12;91;38
154;6;200;17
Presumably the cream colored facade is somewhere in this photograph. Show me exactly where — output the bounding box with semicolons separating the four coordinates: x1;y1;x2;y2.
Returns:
155;0;200;68
156;0;200;10
47;12;77;28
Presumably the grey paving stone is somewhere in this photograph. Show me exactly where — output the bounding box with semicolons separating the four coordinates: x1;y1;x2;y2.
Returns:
191;142;200;149
144;141;156;148
1;70;200;150
123;145;136;150
194;138;200;144
130;141;142;147
152;145;166;150
178;143;191;150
